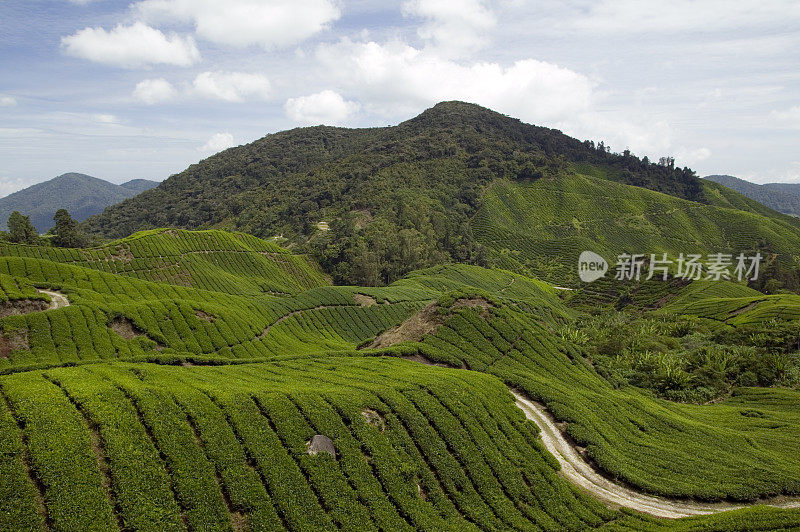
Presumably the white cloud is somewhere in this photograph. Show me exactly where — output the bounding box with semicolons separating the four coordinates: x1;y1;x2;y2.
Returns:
770;106;800;129
61;22;200;68
133;78;178;104
565;112;674;158
192;71;271;102
284;90;360;126
0;177;31;198
0;96;17;107
675;146;712;167
134;0;340;49
748;162;800;184
317;39;593;123
402;0;496;55
198;132;235;153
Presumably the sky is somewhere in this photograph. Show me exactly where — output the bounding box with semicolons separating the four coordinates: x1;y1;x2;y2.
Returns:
0;0;799;196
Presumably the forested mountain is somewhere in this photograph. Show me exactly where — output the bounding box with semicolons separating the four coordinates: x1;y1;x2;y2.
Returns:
84;102;800;287
705;174;800;217
0;173;158;232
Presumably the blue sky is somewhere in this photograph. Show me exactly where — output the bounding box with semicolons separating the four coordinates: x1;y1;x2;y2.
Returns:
1;0;799;195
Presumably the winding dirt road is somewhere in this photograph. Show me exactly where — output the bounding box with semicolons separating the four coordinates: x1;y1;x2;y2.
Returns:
512;391;800;518
402;354;799;519
36;289;70;310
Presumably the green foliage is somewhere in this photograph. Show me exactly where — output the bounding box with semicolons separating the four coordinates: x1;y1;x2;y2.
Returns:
415;304;800;502
472;174;800;285
0;359;615;531
51;209;88;248
7;211;38;244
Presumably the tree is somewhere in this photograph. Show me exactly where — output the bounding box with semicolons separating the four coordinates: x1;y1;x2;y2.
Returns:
51;209;87;248
7;211;38;244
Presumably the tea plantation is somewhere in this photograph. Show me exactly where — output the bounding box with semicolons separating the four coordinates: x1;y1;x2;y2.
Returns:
472;173;800;285
1;229;799;530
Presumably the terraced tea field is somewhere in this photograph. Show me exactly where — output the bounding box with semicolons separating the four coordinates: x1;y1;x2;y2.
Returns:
1;229;799;530
471;174;800;285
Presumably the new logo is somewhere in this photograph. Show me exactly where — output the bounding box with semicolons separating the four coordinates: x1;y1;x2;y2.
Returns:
578;251;608;283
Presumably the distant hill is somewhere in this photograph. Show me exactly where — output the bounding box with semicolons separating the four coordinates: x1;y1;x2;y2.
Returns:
0;173;158;232
119;178;160;194
84;101;800;287
705;175;800;217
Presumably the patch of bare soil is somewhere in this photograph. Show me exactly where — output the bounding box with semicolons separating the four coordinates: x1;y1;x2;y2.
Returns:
0;299;48;318
452;297;493;318
110;317;145;340
368;302;442;349
195;309;215;322
404;353;468;370
361;409;385;431
0;329;29;358
354;293;377;307
307;435;336;458
401;354;452;368
230;512;249;532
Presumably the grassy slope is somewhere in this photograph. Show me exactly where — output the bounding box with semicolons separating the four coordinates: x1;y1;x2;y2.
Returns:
0;231;799;530
472;173;800;285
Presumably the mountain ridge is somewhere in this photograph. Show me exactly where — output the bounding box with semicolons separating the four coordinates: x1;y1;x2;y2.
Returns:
0;172;158;233
705;174;800;217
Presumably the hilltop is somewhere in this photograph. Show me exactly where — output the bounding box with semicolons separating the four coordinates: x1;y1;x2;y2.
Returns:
705;175;800;217
85;102;800;287
0;173;158;233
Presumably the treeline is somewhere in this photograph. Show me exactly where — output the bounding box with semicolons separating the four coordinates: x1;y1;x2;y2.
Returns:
579;141;705;202
2;209;89;248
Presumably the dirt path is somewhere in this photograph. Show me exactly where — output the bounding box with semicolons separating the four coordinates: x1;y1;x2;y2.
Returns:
402;354;800;518
36;290;70;310
512;392;800;518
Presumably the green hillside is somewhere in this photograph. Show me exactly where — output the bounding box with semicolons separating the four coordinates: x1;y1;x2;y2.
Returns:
473;173;800;285
0;228;328;297
1;230;799;530
0;173;158;233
